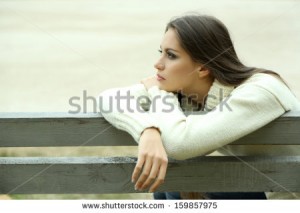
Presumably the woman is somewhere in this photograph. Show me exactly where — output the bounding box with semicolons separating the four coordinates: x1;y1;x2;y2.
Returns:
99;14;300;199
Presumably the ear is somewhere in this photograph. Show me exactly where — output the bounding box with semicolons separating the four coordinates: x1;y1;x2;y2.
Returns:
197;66;210;78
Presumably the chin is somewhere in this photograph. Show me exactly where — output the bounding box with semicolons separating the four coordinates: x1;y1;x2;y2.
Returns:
158;83;180;93
162;87;178;93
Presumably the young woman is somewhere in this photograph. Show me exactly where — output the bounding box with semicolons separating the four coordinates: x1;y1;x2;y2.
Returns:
98;14;300;199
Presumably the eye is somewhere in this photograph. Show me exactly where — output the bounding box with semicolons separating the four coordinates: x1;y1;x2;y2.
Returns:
158;49;177;60
167;51;177;60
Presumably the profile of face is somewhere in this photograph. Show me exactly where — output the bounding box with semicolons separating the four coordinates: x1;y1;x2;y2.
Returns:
154;28;209;94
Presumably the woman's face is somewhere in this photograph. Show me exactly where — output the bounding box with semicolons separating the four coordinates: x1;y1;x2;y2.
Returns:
154;28;201;93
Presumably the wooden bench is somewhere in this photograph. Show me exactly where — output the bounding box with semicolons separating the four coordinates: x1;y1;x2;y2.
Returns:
0;111;300;194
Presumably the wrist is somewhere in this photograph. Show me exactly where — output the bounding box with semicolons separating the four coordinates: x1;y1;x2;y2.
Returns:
142;127;161;135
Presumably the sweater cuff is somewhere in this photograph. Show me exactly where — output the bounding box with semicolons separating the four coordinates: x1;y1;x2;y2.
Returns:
130;120;161;143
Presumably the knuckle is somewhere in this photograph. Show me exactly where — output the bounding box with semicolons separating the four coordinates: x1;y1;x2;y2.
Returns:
147;154;154;159
161;158;168;165
134;166;142;171
147;177;155;182
162;156;168;162
156;156;168;162
139;174;147;180
157;178;165;184
136;181;143;187
139;152;147;158
136;180;144;186
142;183;150;188
140;153;155;160
142;171;149;177
135;164;142;169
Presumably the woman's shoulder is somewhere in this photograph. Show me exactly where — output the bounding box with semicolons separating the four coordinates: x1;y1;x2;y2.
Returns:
235;72;291;95
235;72;300;111
243;72;286;87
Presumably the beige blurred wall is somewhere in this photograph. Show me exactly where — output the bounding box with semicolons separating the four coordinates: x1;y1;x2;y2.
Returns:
0;0;299;112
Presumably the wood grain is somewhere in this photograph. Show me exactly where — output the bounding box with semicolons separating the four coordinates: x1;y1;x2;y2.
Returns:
0;156;299;194
0;111;299;147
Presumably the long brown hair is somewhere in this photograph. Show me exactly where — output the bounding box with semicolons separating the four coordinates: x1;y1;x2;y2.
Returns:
166;14;286;87
167;14;291;200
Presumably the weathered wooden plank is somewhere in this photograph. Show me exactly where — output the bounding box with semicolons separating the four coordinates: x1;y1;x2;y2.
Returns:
0;111;300;147
0;112;136;147
0;156;300;194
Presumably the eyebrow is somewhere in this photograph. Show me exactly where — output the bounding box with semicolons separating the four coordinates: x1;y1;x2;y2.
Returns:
160;45;180;53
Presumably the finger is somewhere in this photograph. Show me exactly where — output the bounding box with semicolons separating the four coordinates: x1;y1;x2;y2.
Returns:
131;155;145;183
141;76;152;82
149;159;168;193
135;157;153;190
140;159;160;190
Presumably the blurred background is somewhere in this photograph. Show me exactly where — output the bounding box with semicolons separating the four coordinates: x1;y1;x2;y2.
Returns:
0;0;299;199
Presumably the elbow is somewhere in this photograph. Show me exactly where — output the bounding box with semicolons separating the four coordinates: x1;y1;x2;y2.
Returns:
162;134;191;160
163;134;212;160
167;151;188;161
166;145;210;161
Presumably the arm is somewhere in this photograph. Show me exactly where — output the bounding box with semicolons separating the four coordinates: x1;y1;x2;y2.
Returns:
98;83;159;143
98;82;168;192
147;84;286;160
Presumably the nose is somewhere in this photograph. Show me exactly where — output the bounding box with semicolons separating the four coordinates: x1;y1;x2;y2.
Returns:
154;60;165;71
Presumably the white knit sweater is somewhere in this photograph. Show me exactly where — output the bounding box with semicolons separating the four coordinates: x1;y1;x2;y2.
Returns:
98;73;300;199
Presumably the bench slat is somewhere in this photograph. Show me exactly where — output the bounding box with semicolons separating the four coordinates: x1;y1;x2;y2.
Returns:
0;111;300;147
0;156;300;194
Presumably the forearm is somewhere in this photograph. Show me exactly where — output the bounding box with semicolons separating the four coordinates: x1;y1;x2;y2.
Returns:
147;85;285;160
98;83;159;143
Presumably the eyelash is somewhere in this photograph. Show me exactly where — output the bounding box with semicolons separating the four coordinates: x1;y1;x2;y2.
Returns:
158;49;177;60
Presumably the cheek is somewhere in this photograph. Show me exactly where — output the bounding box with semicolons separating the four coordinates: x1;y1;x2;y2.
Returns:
168;62;190;79
163;60;195;91
180;72;195;89
172;64;194;84
165;70;192;92
170;70;186;86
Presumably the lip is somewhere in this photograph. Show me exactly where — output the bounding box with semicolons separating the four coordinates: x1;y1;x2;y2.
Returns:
157;74;166;80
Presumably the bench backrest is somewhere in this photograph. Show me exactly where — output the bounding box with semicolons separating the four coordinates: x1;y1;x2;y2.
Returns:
0;111;300;194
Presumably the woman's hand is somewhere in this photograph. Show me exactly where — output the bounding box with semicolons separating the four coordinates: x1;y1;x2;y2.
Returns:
140;75;160;90
132;127;168;192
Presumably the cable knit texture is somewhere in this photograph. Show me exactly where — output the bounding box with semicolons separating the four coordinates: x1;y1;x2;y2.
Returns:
98;73;300;199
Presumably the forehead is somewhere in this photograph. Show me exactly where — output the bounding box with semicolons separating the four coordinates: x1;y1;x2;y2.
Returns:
161;28;182;50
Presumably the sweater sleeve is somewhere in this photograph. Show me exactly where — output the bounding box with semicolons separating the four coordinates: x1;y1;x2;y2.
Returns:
98;83;160;143
147;84;286;160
